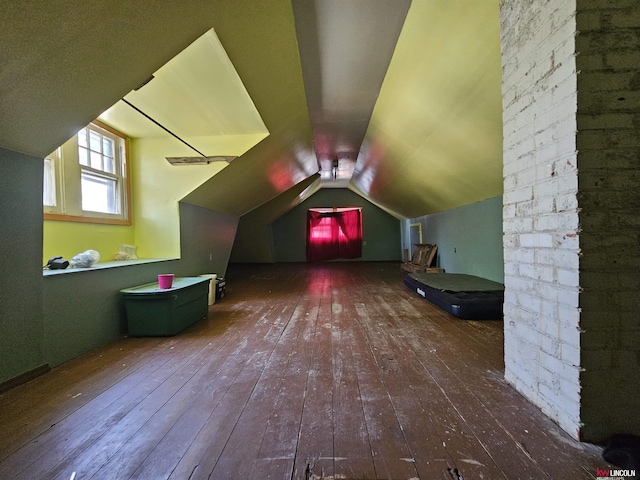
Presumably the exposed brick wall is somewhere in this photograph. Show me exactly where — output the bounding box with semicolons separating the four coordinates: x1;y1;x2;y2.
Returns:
500;0;583;438
502;0;640;442
575;0;640;441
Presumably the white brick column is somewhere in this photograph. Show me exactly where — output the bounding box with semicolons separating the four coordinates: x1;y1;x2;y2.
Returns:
501;0;640;441
501;0;582;438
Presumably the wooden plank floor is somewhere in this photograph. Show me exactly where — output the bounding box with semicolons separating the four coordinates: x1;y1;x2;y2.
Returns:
0;262;609;479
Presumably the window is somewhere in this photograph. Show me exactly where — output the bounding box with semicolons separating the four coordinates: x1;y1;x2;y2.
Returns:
43;150;59;207
306;207;362;262
43;121;130;225
309;217;348;242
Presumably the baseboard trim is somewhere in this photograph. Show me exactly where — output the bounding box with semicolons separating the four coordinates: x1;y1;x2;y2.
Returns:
0;364;51;394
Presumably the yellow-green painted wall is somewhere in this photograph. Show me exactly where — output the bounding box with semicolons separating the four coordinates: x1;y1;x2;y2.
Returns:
43;221;134;265
42;133;264;264
130;135;264;259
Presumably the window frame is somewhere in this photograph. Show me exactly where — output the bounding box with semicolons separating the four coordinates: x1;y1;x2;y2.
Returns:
43;120;132;226
43;148;62;209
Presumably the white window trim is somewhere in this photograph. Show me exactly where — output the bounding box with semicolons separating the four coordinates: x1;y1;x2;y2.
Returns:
43;148;62;210
44;120;131;226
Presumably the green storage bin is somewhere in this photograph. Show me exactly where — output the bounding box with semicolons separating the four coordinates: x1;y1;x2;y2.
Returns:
121;277;210;336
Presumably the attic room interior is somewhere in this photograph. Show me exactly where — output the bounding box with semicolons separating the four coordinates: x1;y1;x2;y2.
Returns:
1;1;638;479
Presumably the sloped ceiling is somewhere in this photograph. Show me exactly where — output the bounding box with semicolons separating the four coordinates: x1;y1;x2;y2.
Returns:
0;0;503;221
291;0;411;188
354;0;503;218
99;28;269;158
0;1;217;157
180;0;319;216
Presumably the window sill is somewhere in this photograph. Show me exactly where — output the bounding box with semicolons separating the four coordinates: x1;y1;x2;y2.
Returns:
43;258;178;276
44;212;131;226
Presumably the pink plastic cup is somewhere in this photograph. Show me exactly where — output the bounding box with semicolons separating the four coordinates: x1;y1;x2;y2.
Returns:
157;274;174;289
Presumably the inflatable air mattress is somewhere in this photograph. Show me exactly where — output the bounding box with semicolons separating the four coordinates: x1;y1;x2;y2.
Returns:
404;273;504;320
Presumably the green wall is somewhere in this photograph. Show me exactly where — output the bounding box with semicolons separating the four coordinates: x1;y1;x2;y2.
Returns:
229;176;320;264
178;202;239;278
231;212;276;264
0;144;240;383
404;196;504;283
272;189;401;263
0;147;45;384
43;260;179;367
41;203;239;369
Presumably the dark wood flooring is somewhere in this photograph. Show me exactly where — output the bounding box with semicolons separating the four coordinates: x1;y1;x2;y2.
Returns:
0;262;608;479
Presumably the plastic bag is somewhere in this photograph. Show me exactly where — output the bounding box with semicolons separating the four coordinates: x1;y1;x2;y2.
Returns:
69;249;100;268
115;244;138;261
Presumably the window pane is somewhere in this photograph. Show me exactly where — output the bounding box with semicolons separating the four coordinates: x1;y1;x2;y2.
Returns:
43;157;56;206
78;147;89;166
102;138;115;173
89;130;101;152
103;137;113;158
78;128;87;148
90;151;102;170
103;155;115;174
81;171;118;214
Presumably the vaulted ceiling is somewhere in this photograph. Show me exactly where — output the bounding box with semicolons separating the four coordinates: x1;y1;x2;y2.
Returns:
0;0;503;220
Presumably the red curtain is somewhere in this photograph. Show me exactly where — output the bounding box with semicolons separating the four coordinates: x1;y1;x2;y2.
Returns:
306;208;362;262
